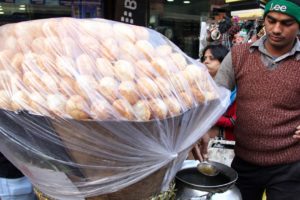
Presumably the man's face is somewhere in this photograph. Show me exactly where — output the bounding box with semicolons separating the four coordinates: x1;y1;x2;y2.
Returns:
264;11;299;48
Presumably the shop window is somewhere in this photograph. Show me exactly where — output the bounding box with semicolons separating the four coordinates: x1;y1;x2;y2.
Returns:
149;0;210;59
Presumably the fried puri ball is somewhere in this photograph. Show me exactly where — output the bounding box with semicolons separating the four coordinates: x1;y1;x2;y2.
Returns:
97;77;119;102
191;87;206;104
112;99;134;120
149;98;168;120
118;81;139;105
170;53;187;70
29;91;48;115
100;38;119;60
22;72;44;91
178;91;193;109
183;64;206;86
40;73;59;93
55;56;76;77
90;99;111;120
74;75;98;99
113;23;136;42
135;40;155;60
59;76;76;97
11;90;30;111
119;40;143;61
164;96;182;117
47;93;67;117
136;77;159;99
132;26;149;40
114;60;135;81
133;100;151;121
95;57;114;78
156;44;172;56
65;95;90;120
11;53;24;76
135;59;157;78
76;54;95;76
151;57;171;77
0;90;11;110
169;73;189;92
154;77;172;97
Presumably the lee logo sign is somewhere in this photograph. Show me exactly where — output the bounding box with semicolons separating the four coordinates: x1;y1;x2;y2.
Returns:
270;3;287;12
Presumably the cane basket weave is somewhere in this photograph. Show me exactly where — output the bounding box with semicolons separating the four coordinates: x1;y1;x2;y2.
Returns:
34;166;168;200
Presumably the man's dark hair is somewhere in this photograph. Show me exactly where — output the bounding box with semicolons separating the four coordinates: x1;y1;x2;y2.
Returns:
201;45;229;63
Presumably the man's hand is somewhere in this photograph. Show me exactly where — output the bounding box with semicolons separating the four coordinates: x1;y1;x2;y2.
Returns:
192;133;210;162
191;127;219;161
293;125;300;140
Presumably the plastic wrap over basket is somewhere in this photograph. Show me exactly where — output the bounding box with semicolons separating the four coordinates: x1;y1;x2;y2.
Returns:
0;18;230;200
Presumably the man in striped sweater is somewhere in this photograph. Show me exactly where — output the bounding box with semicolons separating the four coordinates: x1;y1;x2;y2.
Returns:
202;0;300;199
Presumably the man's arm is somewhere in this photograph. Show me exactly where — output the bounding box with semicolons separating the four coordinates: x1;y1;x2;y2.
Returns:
214;52;236;91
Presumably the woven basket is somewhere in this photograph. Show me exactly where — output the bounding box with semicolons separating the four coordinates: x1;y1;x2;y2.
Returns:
34;165;168;200
2;100;221;200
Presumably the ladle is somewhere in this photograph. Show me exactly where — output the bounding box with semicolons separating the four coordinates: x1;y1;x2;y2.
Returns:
197;161;220;176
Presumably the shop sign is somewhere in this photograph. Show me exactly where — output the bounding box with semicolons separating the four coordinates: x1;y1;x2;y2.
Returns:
14;0;29;3
59;0;72;6
114;0;149;26
30;0;44;4
225;0;246;2
229;0;265;11
226;0;266;3
59;0;102;6
0;0;16;3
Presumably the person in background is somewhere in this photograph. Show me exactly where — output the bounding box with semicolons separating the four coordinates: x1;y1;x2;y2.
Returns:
201;44;229;78
193;0;300;199
192;44;236;161
0;153;36;199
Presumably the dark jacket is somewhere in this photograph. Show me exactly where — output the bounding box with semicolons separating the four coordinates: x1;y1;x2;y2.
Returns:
0;153;23;178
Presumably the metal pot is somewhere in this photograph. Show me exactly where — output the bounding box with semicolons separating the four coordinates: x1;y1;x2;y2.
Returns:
175;160;242;200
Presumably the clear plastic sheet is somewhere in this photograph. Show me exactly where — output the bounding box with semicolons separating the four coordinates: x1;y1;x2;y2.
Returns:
0;18;230;199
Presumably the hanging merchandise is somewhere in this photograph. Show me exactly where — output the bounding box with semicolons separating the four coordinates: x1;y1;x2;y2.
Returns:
199;21;208;58
223;0;266;46
210;25;221;41
206;22;222;44
218;16;233;49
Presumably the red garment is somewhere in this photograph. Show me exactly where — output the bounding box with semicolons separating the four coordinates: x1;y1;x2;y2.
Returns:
215;100;237;141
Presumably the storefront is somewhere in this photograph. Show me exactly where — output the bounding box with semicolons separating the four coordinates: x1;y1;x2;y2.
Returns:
0;0;267;59
103;0;220;58
148;0;206;58
0;0;221;59
0;0;104;25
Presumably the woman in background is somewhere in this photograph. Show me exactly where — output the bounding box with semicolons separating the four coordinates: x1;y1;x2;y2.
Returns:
201;44;229;78
192;44;236;161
